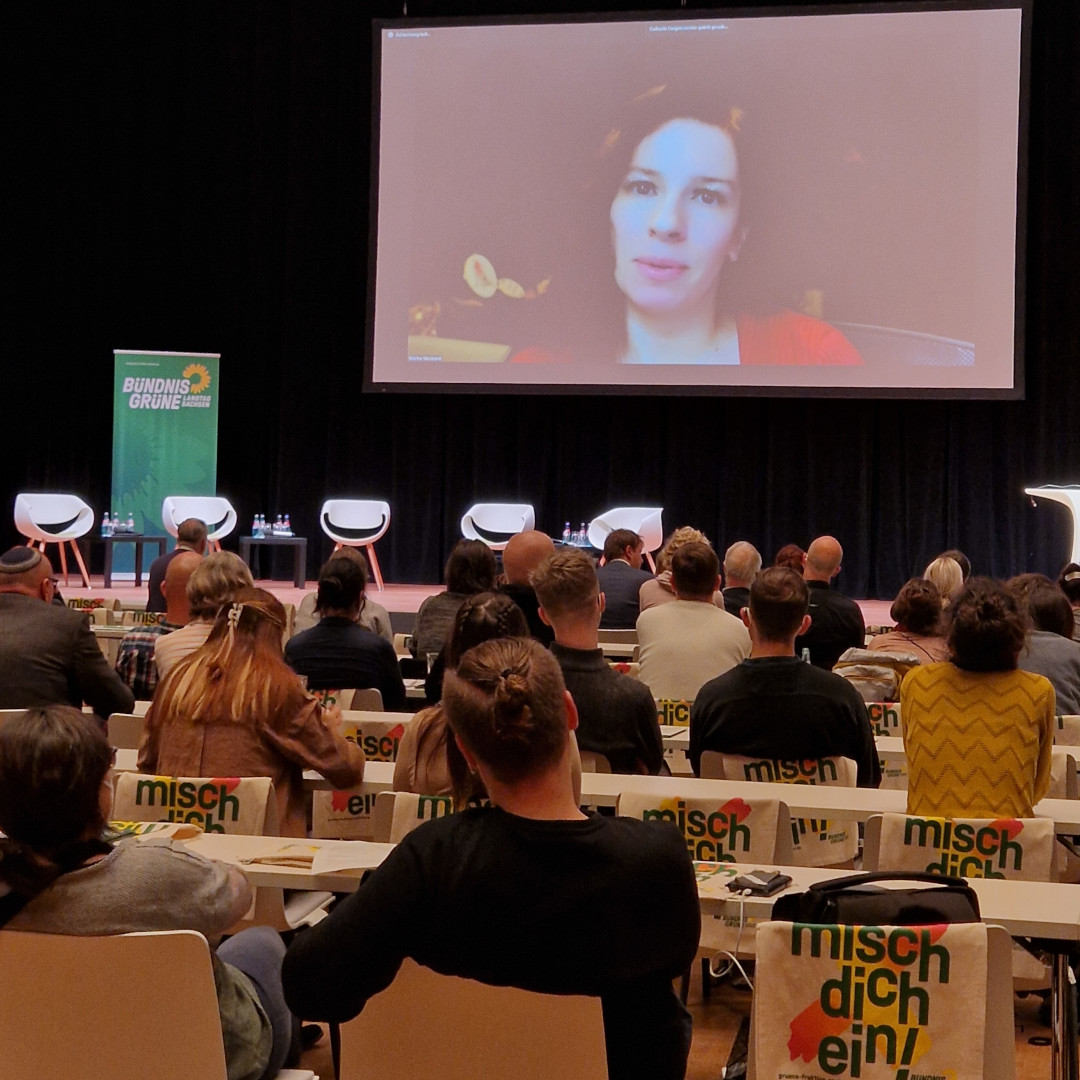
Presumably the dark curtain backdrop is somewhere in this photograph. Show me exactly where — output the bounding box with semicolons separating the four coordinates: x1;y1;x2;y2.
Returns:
6;0;1078;598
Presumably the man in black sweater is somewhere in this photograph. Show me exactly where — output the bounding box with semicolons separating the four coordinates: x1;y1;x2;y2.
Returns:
691;566;880;787
794;534;866;669
532;547;663;774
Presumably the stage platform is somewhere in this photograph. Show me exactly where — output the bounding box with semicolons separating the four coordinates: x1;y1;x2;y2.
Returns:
55;575;895;629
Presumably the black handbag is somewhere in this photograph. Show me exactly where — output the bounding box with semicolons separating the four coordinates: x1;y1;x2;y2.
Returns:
771;870;981;926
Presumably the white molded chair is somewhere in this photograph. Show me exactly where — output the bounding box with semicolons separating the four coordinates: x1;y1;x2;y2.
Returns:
338;957;606;1080
460;502;535;550
320;499;391;590
14;492;94;587
161;495;237;551
0;929;317;1080
587;506;663;571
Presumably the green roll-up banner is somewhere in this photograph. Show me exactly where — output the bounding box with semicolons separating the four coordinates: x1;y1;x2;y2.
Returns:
111;350;221;577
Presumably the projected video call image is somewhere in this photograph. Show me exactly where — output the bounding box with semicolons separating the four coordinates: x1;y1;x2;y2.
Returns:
371;8;1023;393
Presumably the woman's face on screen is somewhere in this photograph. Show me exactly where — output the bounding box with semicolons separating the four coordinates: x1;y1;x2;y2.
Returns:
610;118;741;318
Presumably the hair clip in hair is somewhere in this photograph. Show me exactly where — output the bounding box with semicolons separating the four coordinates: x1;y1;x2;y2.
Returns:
1065;572;1080;583
227;602;244;636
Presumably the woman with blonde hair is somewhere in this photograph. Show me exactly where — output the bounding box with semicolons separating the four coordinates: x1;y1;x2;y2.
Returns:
140;587;364;836
923;556;964;605
638;525;723;611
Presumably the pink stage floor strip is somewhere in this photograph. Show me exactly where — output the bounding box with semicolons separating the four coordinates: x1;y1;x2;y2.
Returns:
56;575;895;625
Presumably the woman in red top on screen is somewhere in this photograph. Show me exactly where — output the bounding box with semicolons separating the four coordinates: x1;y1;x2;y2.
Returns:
603;93;862;367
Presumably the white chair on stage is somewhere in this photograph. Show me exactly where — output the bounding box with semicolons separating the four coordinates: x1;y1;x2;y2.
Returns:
1025;485;1080;564
587;507;664;571
319;498;391;590
161;495;237;551
13;492;94;587
460;502;535;550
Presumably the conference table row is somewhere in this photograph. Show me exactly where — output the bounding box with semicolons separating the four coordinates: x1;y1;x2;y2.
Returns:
112;749;1080;834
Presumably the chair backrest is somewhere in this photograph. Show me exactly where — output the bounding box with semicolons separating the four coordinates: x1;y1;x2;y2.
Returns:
608;660;641;678
701;753;859;866
338;956;607;1080
579;750;613;774
0;929;228;1080
14;492;95;542
107;712;147;750
863;812;1056;881
312;687;384;712
596;628;638;645
616;790;794;864
66;596;120;615
459;502;535;549
112;773;273;834
750;921;1013;1080
341;717;408;761
319;499;391;545
877;743;909;791
122;609;168;627
586;506;664;554
655;698;693;727
1049;749;1078;799
371;790;455;843
866;700;902;735
160;495;237;541
1055;714;1080;744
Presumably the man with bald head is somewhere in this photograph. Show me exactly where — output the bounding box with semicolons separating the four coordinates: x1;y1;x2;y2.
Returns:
498;530;556;646
0;546;134;719
145;517;208;613
721;541;761;617
115;549;201;699
795;535;866;670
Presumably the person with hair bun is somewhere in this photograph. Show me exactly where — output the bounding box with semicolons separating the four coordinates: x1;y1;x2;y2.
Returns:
901;577;1055;818
292;548;393;641
393;591;530;804
923;556;964;606
284;554;406;710
0;706;299;1080
140;587;365;837
284;637;699;1080
867;578;949;664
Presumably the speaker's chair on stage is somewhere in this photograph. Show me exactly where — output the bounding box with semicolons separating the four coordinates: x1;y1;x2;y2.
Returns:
13;492;94;588
587;507;664;572
460;502;535;550
319;498;391;591
161;495;237;551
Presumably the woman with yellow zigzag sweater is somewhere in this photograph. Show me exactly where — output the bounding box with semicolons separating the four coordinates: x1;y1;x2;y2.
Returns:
902;577;1055;818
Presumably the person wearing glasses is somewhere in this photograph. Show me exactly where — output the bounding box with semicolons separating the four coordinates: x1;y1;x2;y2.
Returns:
0;545;134;721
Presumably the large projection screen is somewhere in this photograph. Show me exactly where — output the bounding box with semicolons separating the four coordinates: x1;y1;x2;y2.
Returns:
368;4;1027;397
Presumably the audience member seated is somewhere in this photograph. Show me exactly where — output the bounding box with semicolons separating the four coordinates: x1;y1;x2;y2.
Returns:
0;547;133;720
154;551;253;680
867;578;949;664
939;548;972;582
284;556;406;711
292;548;393;641
411;539;497;660
596;528;654;629
690;567;881;786
283;637;700;1080
924;555;964;606
721;540;761;617
637;542;750;703
1010;577;1080;715
145;517;208;613
902;577;1054;818
1058;562;1080;643
115;550;201;700
0;706;300;1079
394;592;528;805
498;529;556;646
140;588;364;837
638;526;724;613
533;548;662;775
773;543;806;572
794;535;865;670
